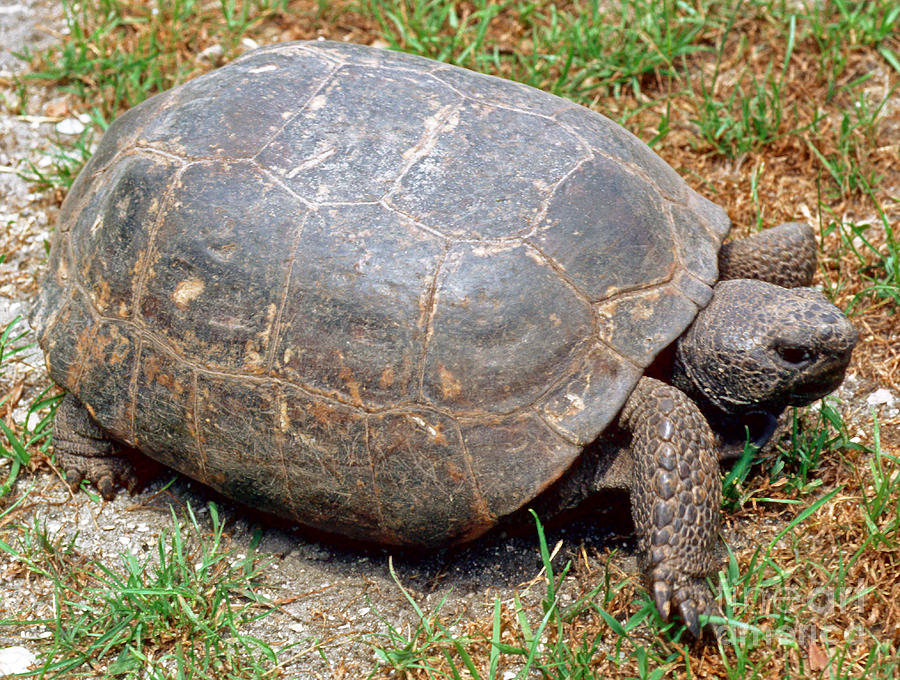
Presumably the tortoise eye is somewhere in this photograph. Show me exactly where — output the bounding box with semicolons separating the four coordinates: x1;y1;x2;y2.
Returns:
775;344;813;366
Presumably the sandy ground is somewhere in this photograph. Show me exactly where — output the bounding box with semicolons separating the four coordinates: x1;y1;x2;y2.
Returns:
0;2;897;678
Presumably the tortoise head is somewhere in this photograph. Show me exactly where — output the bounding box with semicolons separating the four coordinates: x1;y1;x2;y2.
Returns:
672;279;857;418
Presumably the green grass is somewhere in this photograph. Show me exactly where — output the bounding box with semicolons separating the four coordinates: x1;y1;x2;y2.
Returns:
807;0;900;100
365;418;900;679
18;116;103;191
0;321;286;678
806;86;893;197
717;410;900;680
1;503;282;679
17;0;291;122
366;0;707;108
685;7;793;159
722;398;855;511
0;317;58;500
817;190;900;311
771;400;854;494
853;414;899;552
365;513;684;680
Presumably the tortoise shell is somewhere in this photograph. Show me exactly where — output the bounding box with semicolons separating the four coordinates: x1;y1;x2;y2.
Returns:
33;41;731;545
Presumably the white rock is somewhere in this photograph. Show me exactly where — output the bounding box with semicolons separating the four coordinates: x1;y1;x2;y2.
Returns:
0;645;36;674
55;117;84;135
198;44;224;63
866;388;895;407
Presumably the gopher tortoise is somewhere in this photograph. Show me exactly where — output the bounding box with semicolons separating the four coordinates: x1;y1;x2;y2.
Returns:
32;41;857;635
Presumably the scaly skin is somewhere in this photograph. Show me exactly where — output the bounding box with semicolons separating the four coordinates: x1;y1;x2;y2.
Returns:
718;222;816;288
54;393;139;500
620;377;721;636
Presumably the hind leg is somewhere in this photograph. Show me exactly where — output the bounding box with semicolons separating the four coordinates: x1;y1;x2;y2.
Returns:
718;221;816;288
54;393;139;500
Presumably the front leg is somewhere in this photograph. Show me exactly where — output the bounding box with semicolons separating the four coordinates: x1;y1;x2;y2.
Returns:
620;377;721;636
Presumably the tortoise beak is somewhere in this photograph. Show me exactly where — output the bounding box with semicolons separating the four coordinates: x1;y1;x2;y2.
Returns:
710;410;782;461
786;324;857;406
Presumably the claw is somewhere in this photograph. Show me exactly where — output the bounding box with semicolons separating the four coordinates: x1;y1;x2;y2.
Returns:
96;474;116;501
64;468;84;492
653;581;672;621
711;619;726;641
680;599;701;638
124;474;139;494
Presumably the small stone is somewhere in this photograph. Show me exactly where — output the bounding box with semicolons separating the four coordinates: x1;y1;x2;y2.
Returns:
0;645;36;674
0;4;27;16
198;44;224;64
55;117;84;135
866;388;895;407
43;98;68;118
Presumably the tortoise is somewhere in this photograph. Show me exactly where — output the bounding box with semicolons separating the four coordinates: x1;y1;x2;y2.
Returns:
32;40;857;635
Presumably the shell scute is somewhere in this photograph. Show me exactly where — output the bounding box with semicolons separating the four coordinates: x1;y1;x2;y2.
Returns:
138;50;336;159
533;153;676;302
389;100;585;239
255;64;462;203
423;242;593;414
76;154;180;319
271;203;446;408
138;160;307;374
